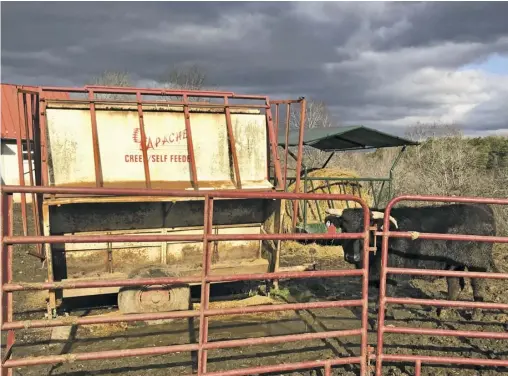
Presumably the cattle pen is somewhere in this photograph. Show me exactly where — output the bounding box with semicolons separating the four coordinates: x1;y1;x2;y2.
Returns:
1;84;508;376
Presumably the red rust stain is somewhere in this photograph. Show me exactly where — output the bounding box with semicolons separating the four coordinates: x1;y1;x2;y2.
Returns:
1;83;69;140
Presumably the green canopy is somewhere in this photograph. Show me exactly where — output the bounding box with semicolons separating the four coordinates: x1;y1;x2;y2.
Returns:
277;126;419;152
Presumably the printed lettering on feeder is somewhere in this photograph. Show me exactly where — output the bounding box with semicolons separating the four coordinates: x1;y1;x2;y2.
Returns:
125;127;190;163
132;127;187;151
124;154;191;163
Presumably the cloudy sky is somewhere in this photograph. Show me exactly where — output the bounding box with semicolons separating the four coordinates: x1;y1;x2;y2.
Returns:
2;1;508;136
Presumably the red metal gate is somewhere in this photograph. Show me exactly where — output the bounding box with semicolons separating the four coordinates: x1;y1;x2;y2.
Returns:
1;185;372;376
375;195;508;375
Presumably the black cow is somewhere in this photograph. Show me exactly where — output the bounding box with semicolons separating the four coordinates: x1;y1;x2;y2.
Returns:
324;203;498;320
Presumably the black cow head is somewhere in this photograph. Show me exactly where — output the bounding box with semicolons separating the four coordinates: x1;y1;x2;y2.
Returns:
324;208;398;266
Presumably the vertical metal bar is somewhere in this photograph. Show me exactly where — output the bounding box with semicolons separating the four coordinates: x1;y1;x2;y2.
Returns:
274;103;279;136
326;180;335;209
265;99;283;190
273;103;279;184
415;360;422;376
1;194;15;376
198;196;213;374
29;93;44;258
272;199;282;290
15;92;28;237
23;94;44;259
375;210;391;376
283;103;291;189
38;91;50;187
324;362;332;376
183;94;199;190
23;94;35;190
42;204;56;317
224;97;242;189
88;90;103;187
309;179;323;223
291;98;306;231
360;207;371;376
31;93;43;187
107;237;113;273
303;168;308;229
136;92;151;188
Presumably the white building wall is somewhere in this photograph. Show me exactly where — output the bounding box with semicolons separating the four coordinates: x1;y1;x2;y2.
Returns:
1;140;36;203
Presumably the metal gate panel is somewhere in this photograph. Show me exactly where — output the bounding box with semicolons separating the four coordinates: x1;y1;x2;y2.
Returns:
375;195;508;375
1;185;373;376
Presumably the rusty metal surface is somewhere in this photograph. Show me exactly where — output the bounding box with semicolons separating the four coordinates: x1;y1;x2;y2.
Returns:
43;95;271;190
88;89;104;187
0;84;68;140
136;92;151;188
1;194;14;376
375;194;508;375
1;186;371;375
291;98;306;230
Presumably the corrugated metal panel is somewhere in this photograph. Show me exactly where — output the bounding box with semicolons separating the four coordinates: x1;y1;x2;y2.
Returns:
1;83;69;140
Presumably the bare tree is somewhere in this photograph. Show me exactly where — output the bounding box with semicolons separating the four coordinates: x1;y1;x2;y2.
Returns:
286;99;337;169
290;99;334;130
159;64;208;91
87;70;133;100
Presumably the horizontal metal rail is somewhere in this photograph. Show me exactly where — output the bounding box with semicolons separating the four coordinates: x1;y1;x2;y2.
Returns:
3;329;361;369
2;300;362;330
2;185;365;200
3;269;364;292
45;98;270;109
381;354;508;368
375;194;508;375
377;231;508;243
385;297;508;311
1;186;372;375
3;232;364;245
202;356;362;376
383;326;508;340
385;267;508;279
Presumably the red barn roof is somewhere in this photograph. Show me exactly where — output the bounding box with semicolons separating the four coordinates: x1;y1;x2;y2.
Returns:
1;83;69;140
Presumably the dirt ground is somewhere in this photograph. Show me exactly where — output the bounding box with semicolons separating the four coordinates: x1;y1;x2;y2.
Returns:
2;204;508;376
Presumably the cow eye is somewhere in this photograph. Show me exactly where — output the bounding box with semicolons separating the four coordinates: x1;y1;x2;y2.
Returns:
325;221;331;227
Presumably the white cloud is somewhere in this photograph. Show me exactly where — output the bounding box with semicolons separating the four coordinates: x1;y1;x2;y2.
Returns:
2;2;507;135
121;11;269;48
2;50;68;66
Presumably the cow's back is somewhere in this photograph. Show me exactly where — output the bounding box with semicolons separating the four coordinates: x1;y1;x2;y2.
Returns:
383;203;496;272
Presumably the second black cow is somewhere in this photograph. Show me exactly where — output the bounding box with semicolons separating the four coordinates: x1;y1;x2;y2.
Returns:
324;203;498;319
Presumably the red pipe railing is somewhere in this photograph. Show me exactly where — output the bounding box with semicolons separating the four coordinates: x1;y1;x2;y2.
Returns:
0;185;372;376
26;87;299;194
375;195;508;375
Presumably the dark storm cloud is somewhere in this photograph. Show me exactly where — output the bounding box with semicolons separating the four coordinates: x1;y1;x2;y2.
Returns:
1;2;507;134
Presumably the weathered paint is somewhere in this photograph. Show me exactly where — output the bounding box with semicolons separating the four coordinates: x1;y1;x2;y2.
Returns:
45;103;270;189
62;225;263;276
48;197;281;299
38;99;283;305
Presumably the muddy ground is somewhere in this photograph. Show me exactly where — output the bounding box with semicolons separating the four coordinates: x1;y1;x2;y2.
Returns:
2;204;508;376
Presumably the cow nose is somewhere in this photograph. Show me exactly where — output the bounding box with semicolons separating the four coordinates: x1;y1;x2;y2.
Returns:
353;254;360;262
